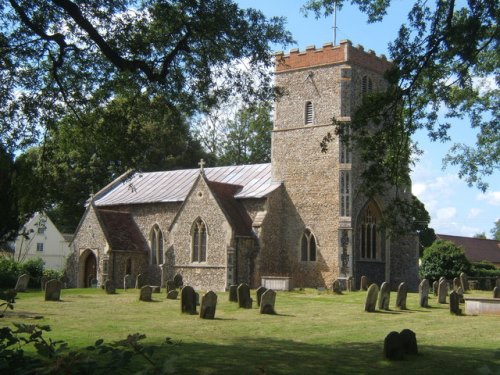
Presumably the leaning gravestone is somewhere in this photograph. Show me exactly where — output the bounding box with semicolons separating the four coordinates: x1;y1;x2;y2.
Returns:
453;277;461;291
460;272;469;291
449;290;461;315
166;290;179;300
396;282;408;310
15;274;30;292
104;279;116;294
332;279;343;295
135;274;145;289
199;291;217;319
256;286;267;307
438;278;448;304
181;286;197;314
378;282;390;310
432;280;438;296
237;283;252;309
123;274;133;290
139;285;152;302
493;286;499;299
229;285;238;302
399;329;418;355
173;274;183;288
45;279;62;301
40;276;48;292
364;284;379;312
360;276;369;291
419;279;430;308
260;289;277;315
383;331;405;360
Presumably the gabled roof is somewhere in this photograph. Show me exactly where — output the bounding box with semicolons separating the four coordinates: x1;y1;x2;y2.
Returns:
436;234;500;264
96;209;147;252
93;163;280;206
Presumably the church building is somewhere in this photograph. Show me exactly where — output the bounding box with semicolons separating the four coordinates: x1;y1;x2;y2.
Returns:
67;40;419;291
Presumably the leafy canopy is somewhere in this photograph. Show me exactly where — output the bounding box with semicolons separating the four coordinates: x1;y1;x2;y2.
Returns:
419;240;472;281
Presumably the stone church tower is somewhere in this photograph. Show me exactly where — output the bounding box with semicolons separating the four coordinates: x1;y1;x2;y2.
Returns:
271;40;419;290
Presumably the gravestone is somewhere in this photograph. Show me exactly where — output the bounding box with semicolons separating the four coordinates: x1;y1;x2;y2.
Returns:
332;279;342;295
166;280;176;293
167;290;178;300
45;279;62;301
256;286;267;307
419;279;430;307
347;277;353;292
139;285;152;302
453;277;461;291
469;280;478;290
173;274;183;288
400;329;418;355
15;274;30;292
438;279;448;304
364;284;379;312
40;276;48;292
237;283;252;309
260;289;277;314
229;285;238;302
396;282;408;310
181;286;197;314
123;274;133;290
135;274;145;289
493;286;499;299
378;282;390;310
104;279;116;294
383;331;405;360
456;286;465;303
152;286;161;293
432;280;438;296
460;272;469;291
199;291;217;319
449;290;461;315
360;276;369;291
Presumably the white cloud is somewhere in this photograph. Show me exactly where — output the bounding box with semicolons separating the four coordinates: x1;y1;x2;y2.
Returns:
467;208;481;219
436;207;457;221
477;191;500;206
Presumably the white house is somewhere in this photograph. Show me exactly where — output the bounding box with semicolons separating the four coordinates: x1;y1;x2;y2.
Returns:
14;212;72;271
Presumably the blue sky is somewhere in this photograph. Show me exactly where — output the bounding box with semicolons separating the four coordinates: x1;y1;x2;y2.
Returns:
237;0;499;238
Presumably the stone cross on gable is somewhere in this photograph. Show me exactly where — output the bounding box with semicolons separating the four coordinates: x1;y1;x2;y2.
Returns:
198;159;206;173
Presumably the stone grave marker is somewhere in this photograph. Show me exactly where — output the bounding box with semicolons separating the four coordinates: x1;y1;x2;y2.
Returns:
395;282;408;310
15;274;30;292
40;276;48;292
449;290;461;315
45;279;62;301
383;331;405;360
419;279;430;307
237;283;252;309
469;280;478;290
135;274;145;289
432;280;438;296
347;277;353;292
173;274;183;288
256;286;267;307
199;291;217;319
260;289;277;315
456;286;465;303
364;283;379;312
453;277;461;291
181;286;197;314
123;274;133;290
104;279;116;294
151;286;161;293
360;276;369;291
166;290;179;300
378;282;390;310
493;286;499;299
460;272;469;291
139;285;153;302
229;285;238;302
438;278;448;304
332;279;342;295
166;280;176;293
400;329;418;355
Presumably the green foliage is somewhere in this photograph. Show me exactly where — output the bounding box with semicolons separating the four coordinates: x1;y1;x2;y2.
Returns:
43;269;64;282
419;240;472;281
19;258;45;288
0;145;19;246
0;289;16;317
473;232;487;239
0;257;20;288
491;219;500;241
0;323;177;374
470;261;500;278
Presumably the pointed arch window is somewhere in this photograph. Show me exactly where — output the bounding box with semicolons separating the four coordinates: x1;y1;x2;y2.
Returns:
360;203;380;260
300;229;317;262
305;101;314;125
150;225;164;265
192;218;207;262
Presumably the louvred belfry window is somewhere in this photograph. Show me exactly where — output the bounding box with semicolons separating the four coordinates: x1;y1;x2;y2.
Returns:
305;101;313;125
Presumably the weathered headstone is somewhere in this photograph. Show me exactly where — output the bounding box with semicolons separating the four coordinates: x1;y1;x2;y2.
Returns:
453;277;461;291
493;286;499;299
364;283;379;312
166;280;176;293
460;272;469;291
383;331;405;360
123;274;133;290
432;280;438;296
360;276;369;291
45;279;62;301
173;273;183;288
90;278;98;288
469;280;478;290
456;286;465;303
104;279;116;294
419;279;430;307
438;278;448;304
15;274;30;292
166;290;179;300
332;279;343;295
260;289;277;315
139;285;153;302
449;290;461;315
237;283;252;309
347;277;353;292
399;329;418;355
378;282;390;310
396;282;408;310
181;286;197;314
256;286;267;307
199;291;217;319
229;285;238;302
152;286;161;293
135;274;145;289
40;276;48;292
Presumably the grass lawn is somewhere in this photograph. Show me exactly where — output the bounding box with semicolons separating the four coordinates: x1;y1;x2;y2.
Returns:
1;287;499;374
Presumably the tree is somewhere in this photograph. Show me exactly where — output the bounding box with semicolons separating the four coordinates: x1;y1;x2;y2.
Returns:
491;220;500;241
419;240;472;281
0;145;19;247
305;0;498;232
473;232;487;239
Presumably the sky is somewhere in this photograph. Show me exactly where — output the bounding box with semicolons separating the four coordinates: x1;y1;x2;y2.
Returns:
237;0;499;238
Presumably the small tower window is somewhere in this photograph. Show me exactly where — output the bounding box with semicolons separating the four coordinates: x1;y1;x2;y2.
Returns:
305;101;313;125
300;229;317;262
362;76;373;95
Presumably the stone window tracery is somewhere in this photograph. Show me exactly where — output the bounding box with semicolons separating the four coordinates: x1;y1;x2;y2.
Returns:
150;225;164;265
300;229;317;262
192;218;207;262
360;202;380;260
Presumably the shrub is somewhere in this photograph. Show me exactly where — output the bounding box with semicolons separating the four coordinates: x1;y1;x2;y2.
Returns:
19;258;45;288
43;269;63;281
0;257;19;288
419;240;472;281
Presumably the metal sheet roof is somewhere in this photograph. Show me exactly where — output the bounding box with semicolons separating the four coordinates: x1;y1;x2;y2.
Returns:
94;163;280;206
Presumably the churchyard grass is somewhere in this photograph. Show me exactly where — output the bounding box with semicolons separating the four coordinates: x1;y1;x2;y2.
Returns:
1;288;499;374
